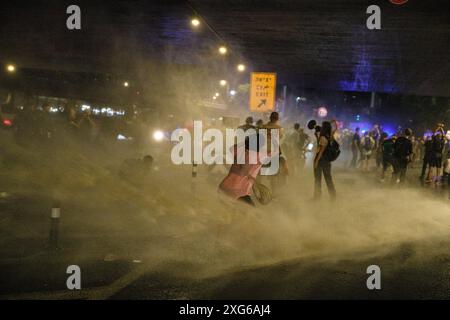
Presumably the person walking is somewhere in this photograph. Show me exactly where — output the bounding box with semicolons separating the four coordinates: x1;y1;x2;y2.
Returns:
427;124;446;185
420;135;433;183
360;132;375;172
380;133;396;182
392;128;413;184
350;127;361;168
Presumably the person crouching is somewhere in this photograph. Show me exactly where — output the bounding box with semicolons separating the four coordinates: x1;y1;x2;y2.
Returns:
219;134;268;206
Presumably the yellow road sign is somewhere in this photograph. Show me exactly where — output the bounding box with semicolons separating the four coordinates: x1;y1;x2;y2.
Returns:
249;72;276;112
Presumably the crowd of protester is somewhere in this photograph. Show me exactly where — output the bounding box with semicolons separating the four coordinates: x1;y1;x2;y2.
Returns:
9;102;144;149
339;123;449;187
13;103;100;147
6;102;450;205
220;113;450;206
4;102;162;189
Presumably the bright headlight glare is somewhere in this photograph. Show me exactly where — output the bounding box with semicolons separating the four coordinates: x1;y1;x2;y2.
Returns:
153;130;164;141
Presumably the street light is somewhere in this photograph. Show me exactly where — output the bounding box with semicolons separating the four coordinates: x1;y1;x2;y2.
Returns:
191;18;200;27
218;46;227;55
123;81;129;87
6;64;16;73
220;80;227;86
237;64;246;72
230;90;237;96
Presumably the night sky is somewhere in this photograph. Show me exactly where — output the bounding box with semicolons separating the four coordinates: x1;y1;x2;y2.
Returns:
0;0;449;96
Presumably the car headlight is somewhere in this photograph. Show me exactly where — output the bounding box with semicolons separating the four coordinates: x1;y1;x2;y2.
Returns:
153;130;165;142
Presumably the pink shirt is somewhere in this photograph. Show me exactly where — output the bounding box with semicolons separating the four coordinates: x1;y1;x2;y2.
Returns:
219;146;267;199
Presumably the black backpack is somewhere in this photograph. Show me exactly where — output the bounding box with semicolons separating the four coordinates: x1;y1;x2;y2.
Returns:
382;139;395;157
432;136;444;154
324;138;341;162
394;137;411;159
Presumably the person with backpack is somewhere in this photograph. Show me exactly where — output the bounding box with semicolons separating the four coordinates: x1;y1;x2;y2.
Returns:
427;124;446;184
380;133;396;182
313;120;339;201
360;132;375;172
392;128;413;184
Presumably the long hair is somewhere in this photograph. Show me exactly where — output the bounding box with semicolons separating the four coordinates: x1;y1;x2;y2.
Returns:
320;121;332;139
